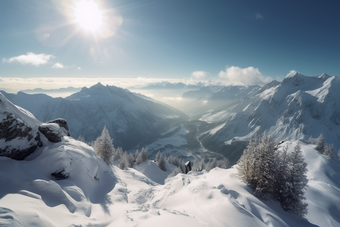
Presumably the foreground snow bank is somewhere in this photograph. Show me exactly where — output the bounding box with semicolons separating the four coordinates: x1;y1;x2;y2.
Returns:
1;141;340;226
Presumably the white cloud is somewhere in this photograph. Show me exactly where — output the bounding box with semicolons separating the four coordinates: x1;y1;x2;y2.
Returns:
256;13;264;19
218;66;272;86
191;71;207;79
52;63;64;69
2;52;54;66
78;67;81;70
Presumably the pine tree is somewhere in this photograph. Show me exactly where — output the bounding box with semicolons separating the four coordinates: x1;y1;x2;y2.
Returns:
273;145;290;204
119;152;128;170
126;152;135;167
253;135;277;199
205;158;218;172
113;147;123;162
316;133;325;153
136;147;148;164
93;125;115;165
324;144;334;159
156;151;166;171
281;143;308;217
237;134;260;189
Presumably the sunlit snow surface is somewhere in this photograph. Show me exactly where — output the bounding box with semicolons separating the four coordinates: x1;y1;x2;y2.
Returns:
1;140;340;226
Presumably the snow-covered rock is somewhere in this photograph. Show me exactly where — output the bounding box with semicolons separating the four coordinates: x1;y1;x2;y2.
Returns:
39;123;63;143
0;93;42;160
48;118;70;136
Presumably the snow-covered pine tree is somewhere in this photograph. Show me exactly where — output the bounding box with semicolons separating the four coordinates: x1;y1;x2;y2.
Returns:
281;143;308;217
113;147;123;162
136;147;148;164
237;134;260;190
192;159;205;172
119;152;128;170
324;144;334;159
273;145;290;204
316;133;325;153
93;125;115;165
205;158;218;172
253;135;277;199
155;151;161;163
126;152;135;167
156;151;166;171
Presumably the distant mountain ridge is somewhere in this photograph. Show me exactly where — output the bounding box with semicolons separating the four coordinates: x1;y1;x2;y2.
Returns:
2;83;189;150
20;87;81;93
129;81;202;90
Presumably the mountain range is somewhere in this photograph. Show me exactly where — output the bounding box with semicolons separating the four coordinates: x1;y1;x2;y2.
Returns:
2;72;339;164
1;83;188;150
197;72;340;162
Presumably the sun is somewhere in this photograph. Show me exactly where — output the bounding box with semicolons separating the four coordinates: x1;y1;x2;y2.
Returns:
74;1;103;32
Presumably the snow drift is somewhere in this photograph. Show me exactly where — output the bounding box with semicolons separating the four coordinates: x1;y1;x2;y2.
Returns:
1;140;340;226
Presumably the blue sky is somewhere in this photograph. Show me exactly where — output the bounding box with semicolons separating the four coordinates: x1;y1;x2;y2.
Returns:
0;0;339;91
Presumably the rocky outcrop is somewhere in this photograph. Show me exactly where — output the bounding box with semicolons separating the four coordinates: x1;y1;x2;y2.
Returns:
39;123;63;143
0;93;42;160
48;118;70;136
51;169;69;180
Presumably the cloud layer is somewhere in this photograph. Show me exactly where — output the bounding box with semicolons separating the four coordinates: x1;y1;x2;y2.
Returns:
52;63;64;69
191;71;207;79
218;66;272;85
2;52;54;66
0;66;274;93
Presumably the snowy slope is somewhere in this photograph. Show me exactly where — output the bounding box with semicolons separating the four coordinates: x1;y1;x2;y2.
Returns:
2;83;189;150
1;140;340;226
199;72;340;162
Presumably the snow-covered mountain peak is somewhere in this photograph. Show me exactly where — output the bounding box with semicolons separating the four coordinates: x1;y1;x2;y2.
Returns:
285;70;301;78
67;83;131;102
315;73;331;80
282;71;309;86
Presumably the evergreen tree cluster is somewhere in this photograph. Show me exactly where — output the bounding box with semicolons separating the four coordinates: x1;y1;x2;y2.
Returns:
91;126;149;169
315;133;334;159
237;135;308;217
91;127;228;176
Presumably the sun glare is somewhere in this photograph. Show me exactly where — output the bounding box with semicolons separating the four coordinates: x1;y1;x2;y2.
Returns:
74;1;103;32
